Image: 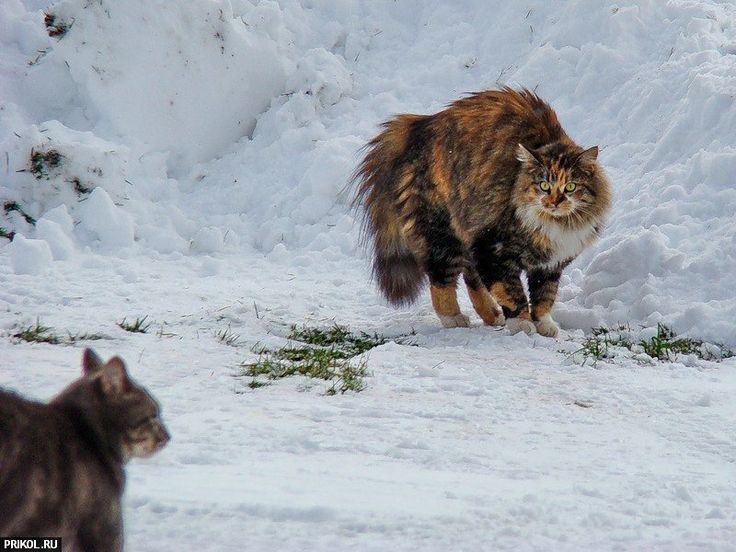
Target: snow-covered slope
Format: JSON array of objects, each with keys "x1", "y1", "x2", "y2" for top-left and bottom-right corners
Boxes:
[
  {"x1": 1, "y1": 1, "x2": 735, "y2": 550},
  {"x1": 3, "y1": 0, "x2": 735, "y2": 343}
]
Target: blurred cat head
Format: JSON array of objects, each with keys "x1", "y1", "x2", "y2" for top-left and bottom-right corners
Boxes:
[{"x1": 54, "y1": 349, "x2": 170, "y2": 462}]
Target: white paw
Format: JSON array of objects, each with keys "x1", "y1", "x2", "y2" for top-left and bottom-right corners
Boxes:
[
  {"x1": 439, "y1": 313, "x2": 470, "y2": 328},
  {"x1": 491, "y1": 311, "x2": 506, "y2": 327},
  {"x1": 534, "y1": 314, "x2": 560, "y2": 338},
  {"x1": 506, "y1": 318, "x2": 536, "y2": 335}
]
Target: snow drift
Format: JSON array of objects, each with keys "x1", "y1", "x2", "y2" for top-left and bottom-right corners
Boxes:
[{"x1": 1, "y1": 1, "x2": 735, "y2": 341}]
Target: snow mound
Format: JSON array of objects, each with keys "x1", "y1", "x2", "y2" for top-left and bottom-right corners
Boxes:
[
  {"x1": 35, "y1": 205, "x2": 76, "y2": 260},
  {"x1": 190, "y1": 226, "x2": 224, "y2": 255},
  {"x1": 7, "y1": 233, "x2": 53, "y2": 274},
  {"x1": 78, "y1": 187, "x2": 134, "y2": 249},
  {"x1": 1, "y1": 0, "x2": 736, "y2": 347},
  {"x1": 48, "y1": 0, "x2": 287, "y2": 170}
]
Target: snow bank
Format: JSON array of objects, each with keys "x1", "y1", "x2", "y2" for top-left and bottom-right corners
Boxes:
[
  {"x1": 1, "y1": 0, "x2": 736, "y2": 345},
  {"x1": 35, "y1": 205, "x2": 76, "y2": 260},
  {"x1": 536, "y1": 0, "x2": 736, "y2": 345},
  {"x1": 7, "y1": 233, "x2": 52, "y2": 274},
  {"x1": 48, "y1": 0, "x2": 286, "y2": 170},
  {"x1": 78, "y1": 187, "x2": 135, "y2": 249}
]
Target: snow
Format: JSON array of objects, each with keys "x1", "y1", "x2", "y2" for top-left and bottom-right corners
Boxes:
[
  {"x1": 48, "y1": 0, "x2": 287, "y2": 170},
  {"x1": 78, "y1": 187, "x2": 135, "y2": 249},
  {"x1": 6, "y1": 232, "x2": 52, "y2": 274},
  {"x1": 1, "y1": 0, "x2": 736, "y2": 550}
]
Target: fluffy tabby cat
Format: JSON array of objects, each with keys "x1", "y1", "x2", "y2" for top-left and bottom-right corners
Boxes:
[
  {"x1": 355, "y1": 87, "x2": 611, "y2": 336},
  {"x1": 0, "y1": 349, "x2": 170, "y2": 551}
]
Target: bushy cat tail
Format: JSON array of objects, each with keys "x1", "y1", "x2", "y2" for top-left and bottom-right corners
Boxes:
[
  {"x1": 371, "y1": 233, "x2": 424, "y2": 306},
  {"x1": 352, "y1": 115, "x2": 426, "y2": 306}
]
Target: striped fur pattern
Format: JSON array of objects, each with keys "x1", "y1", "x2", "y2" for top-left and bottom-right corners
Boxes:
[
  {"x1": 0, "y1": 349, "x2": 170, "y2": 550},
  {"x1": 354, "y1": 88, "x2": 611, "y2": 335}
]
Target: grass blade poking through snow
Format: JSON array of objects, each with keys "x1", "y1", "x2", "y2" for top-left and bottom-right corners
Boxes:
[
  {"x1": 241, "y1": 324, "x2": 391, "y2": 394},
  {"x1": 13, "y1": 319, "x2": 61, "y2": 344},
  {"x1": 639, "y1": 323, "x2": 733, "y2": 361},
  {"x1": 117, "y1": 316, "x2": 152, "y2": 334},
  {"x1": 572, "y1": 323, "x2": 733, "y2": 366}
]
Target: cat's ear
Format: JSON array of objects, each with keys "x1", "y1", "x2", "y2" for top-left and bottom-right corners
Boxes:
[
  {"x1": 99, "y1": 357, "x2": 130, "y2": 396},
  {"x1": 575, "y1": 146, "x2": 599, "y2": 164},
  {"x1": 516, "y1": 144, "x2": 543, "y2": 166},
  {"x1": 82, "y1": 348, "x2": 105, "y2": 375}
]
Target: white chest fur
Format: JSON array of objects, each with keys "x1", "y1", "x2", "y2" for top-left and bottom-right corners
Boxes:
[
  {"x1": 537, "y1": 222, "x2": 597, "y2": 270},
  {"x1": 517, "y1": 205, "x2": 598, "y2": 271}
]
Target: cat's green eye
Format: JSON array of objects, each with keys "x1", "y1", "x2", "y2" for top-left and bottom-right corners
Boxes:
[
  {"x1": 539, "y1": 181, "x2": 551, "y2": 192},
  {"x1": 565, "y1": 182, "x2": 577, "y2": 192}
]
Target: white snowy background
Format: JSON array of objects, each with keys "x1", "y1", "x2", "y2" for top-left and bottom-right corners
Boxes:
[{"x1": 1, "y1": 0, "x2": 735, "y2": 550}]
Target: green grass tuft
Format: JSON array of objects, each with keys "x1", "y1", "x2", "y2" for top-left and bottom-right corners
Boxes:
[
  {"x1": 13, "y1": 319, "x2": 61, "y2": 344},
  {"x1": 574, "y1": 325, "x2": 633, "y2": 366},
  {"x1": 287, "y1": 324, "x2": 353, "y2": 346},
  {"x1": 573, "y1": 322, "x2": 733, "y2": 365},
  {"x1": 327, "y1": 361, "x2": 368, "y2": 395},
  {"x1": 66, "y1": 331, "x2": 108, "y2": 343},
  {"x1": 242, "y1": 323, "x2": 388, "y2": 394},
  {"x1": 70, "y1": 177, "x2": 93, "y2": 196},
  {"x1": 288, "y1": 323, "x2": 388, "y2": 355},
  {"x1": 639, "y1": 323, "x2": 733, "y2": 361},
  {"x1": 578, "y1": 335, "x2": 607, "y2": 365},
  {"x1": 117, "y1": 316, "x2": 152, "y2": 334},
  {"x1": 11, "y1": 319, "x2": 112, "y2": 346},
  {"x1": 242, "y1": 349, "x2": 368, "y2": 394},
  {"x1": 30, "y1": 149, "x2": 62, "y2": 180},
  {"x1": 4, "y1": 201, "x2": 36, "y2": 226}
]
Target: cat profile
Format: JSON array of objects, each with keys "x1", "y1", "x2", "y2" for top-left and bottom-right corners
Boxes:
[
  {"x1": 354, "y1": 87, "x2": 611, "y2": 336},
  {"x1": 0, "y1": 349, "x2": 169, "y2": 551}
]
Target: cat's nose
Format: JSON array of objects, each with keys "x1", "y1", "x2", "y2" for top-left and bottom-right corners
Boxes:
[
  {"x1": 160, "y1": 426, "x2": 171, "y2": 444},
  {"x1": 552, "y1": 194, "x2": 564, "y2": 206}
]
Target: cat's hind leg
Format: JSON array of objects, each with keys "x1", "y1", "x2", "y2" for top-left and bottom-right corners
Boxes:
[
  {"x1": 415, "y1": 205, "x2": 470, "y2": 328},
  {"x1": 430, "y1": 280, "x2": 469, "y2": 328}
]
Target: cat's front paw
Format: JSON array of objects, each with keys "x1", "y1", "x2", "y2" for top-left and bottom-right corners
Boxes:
[
  {"x1": 534, "y1": 314, "x2": 559, "y2": 338},
  {"x1": 439, "y1": 313, "x2": 471, "y2": 328},
  {"x1": 506, "y1": 317, "x2": 536, "y2": 335},
  {"x1": 488, "y1": 310, "x2": 506, "y2": 327}
]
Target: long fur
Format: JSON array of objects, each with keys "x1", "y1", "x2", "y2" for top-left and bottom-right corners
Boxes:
[
  {"x1": 353, "y1": 87, "x2": 611, "y2": 310},
  {"x1": 353, "y1": 115, "x2": 428, "y2": 305}
]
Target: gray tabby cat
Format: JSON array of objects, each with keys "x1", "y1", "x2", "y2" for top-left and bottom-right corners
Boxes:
[{"x1": 0, "y1": 349, "x2": 170, "y2": 551}]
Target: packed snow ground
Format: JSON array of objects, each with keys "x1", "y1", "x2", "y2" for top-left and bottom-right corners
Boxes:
[{"x1": 1, "y1": 0, "x2": 736, "y2": 550}]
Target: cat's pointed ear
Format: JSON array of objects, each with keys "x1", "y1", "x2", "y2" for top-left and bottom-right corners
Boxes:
[
  {"x1": 99, "y1": 357, "x2": 129, "y2": 396},
  {"x1": 82, "y1": 348, "x2": 105, "y2": 375},
  {"x1": 575, "y1": 146, "x2": 599, "y2": 164},
  {"x1": 516, "y1": 143, "x2": 543, "y2": 166}
]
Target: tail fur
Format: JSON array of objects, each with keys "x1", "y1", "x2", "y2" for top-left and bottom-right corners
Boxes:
[{"x1": 353, "y1": 115, "x2": 426, "y2": 306}]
